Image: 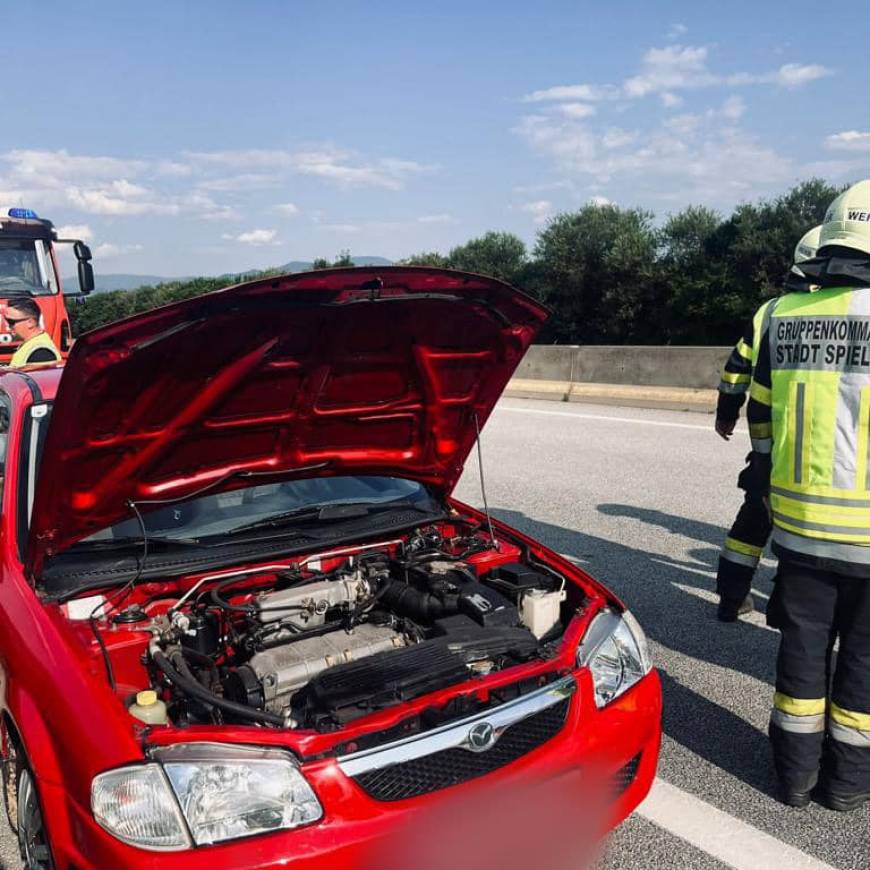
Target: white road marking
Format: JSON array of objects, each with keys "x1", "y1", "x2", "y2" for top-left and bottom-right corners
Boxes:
[
  {"x1": 637, "y1": 778, "x2": 839, "y2": 870},
  {"x1": 497, "y1": 405, "x2": 744, "y2": 433}
]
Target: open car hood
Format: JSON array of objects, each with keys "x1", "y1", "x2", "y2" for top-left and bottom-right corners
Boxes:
[{"x1": 27, "y1": 267, "x2": 547, "y2": 575}]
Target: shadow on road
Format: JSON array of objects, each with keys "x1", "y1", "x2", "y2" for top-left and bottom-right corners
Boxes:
[{"x1": 489, "y1": 505, "x2": 781, "y2": 797}]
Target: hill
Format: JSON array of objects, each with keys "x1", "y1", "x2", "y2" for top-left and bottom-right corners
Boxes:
[{"x1": 66, "y1": 256, "x2": 394, "y2": 294}]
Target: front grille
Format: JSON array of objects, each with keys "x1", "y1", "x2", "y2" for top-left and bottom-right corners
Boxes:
[
  {"x1": 612, "y1": 753, "x2": 641, "y2": 797},
  {"x1": 351, "y1": 697, "x2": 570, "y2": 801}
]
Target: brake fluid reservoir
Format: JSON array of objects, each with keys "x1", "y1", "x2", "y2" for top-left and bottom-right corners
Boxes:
[
  {"x1": 520, "y1": 589, "x2": 566, "y2": 639},
  {"x1": 128, "y1": 690, "x2": 168, "y2": 725}
]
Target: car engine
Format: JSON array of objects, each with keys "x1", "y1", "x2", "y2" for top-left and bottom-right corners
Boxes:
[{"x1": 146, "y1": 527, "x2": 569, "y2": 731}]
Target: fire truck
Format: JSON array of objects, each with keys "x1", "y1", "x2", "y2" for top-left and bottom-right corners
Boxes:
[{"x1": 0, "y1": 208, "x2": 94, "y2": 361}]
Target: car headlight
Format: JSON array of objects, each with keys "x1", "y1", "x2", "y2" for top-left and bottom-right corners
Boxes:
[
  {"x1": 576, "y1": 608, "x2": 652, "y2": 708},
  {"x1": 91, "y1": 743, "x2": 322, "y2": 850}
]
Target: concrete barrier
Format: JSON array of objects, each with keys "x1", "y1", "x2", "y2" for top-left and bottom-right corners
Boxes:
[{"x1": 507, "y1": 345, "x2": 731, "y2": 412}]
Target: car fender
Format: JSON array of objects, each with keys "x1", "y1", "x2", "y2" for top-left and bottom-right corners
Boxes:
[{"x1": 3, "y1": 686, "x2": 64, "y2": 787}]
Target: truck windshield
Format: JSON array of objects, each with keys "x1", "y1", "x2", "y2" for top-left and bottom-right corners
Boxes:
[{"x1": 0, "y1": 239, "x2": 58, "y2": 296}]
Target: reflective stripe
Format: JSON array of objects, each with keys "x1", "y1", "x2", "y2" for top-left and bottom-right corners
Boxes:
[
  {"x1": 749, "y1": 422, "x2": 772, "y2": 439},
  {"x1": 829, "y1": 721, "x2": 870, "y2": 747},
  {"x1": 719, "y1": 381, "x2": 749, "y2": 395},
  {"x1": 721, "y1": 371, "x2": 751, "y2": 385},
  {"x1": 793, "y1": 382, "x2": 806, "y2": 485},
  {"x1": 751, "y1": 437, "x2": 772, "y2": 454},
  {"x1": 721, "y1": 548, "x2": 760, "y2": 568},
  {"x1": 770, "y1": 485, "x2": 870, "y2": 509},
  {"x1": 725, "y1": 537, "x2": 763, "y2": 558},
  {"x1": 772, "y1": 526, "x2": 870, "y2": 563},
  {"x1": 831, "y1": 702, "x2": 870, "y2": 731},
  {"x1": 774, "y1": 692, "x2": 826, "y2": 716},
  {"x1": 749, "y1": 382, "x2": 772, "y2": 405},
  {"x1": 773, "y1": 510, "x2": 870, "y2": 538},
  {"x1": 770, "y1": 709, "x2": 825, "y2": 734},
  {"x1": 831, "y1": 374, "x2": 866, "y2": 490},
  {"x1": 736, "y1": 338, "x2": 752, "y2": 361}
]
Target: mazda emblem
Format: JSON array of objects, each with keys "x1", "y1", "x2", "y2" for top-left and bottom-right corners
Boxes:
[{"x1": 466, "y1": 721, "x2": 497, "y2": 752}]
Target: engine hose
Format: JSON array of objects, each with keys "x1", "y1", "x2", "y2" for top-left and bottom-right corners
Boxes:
[
  {"x1": 152, "y1": 648, "x2": 284, "y2": 727},
  {"x1": 379, "y1": 579, "x2": 458, "y2": 621}
]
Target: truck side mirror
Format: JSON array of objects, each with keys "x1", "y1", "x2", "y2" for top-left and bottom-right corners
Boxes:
[
  {"x1": 77, "y1": 260, "x2": 95, "y2": 296},
  {"x1": 74, "y1": 242, "x2": 94, "y2": 295}
]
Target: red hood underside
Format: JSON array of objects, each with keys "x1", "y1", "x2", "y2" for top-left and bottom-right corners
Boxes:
[{"x1": 27, "y1": 267, "x2": 547, "y2": 574}]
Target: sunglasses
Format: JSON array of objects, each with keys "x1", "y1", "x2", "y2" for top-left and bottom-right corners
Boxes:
[{"x1": 5, "y1": 316, "x2": 31, "y2": 326}]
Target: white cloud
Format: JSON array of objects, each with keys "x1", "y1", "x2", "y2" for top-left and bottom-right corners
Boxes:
[
  {"x1": 94, "y1": 242, "x2": 144, "y2": 259},
  {"x1": 186, "y1": 148, "x2": 433, "y2": 190},
  {"x1": 522, "y1": 46, "x2": 833, "y2": 106},
  {"x1": 826, "y1": 131, "x2": 870, "y2": 152},
  {"x1": 720, "y1": 95, "x2": 746, "y2": 120},
  {"x1": 522, "y1": 84, "x2": 620, "y2": 103},
  {"x1": 557, "y1": 103, "x2": 597, "y2": 119},
  {"x1": 3, "y1": 149, "x2": 147, "y2": 187},
  {"x1": 589, "y1": 195, "x2": 612, "y2": 207},
  {"x1": 317, "y1": 223, "x2": 363, "y2": 233},
  {"x1": 602, "y1": 128, "x2": 638, "y2": 149},
  {"x1": 774, "y1": 63, "x2": 831, "y2": 88},
  {"x1": 197, "y1": 173, "x2": 277, "y2": 192},
  {"x1": 275, "y1": 202, "x2": 300, "y2": 215},
  {"x1": 55, "y1": 224, "x2": 93, "y2": 241},
  {"x1": 223, "y1": 228, "x2": 279, "y2": 246},
  {"x1": 417, "y1": 213, "x2": 456, "y2": 224},
  {"x1": 667, "y1": 23, "x2": 688, "y2": 40},
  {"x1": 623, "y1": 45, "x2": 715, "y2": 98},
  {"x1": 514, "y1": 107, "x2": 794, "y2": 203},
  {"x1": 518, "y1": 200, "x2": 553, "y2": 225}
]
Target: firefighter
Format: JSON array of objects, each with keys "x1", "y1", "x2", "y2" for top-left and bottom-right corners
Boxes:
[
  {"x1": 746, "y1": 180, "x2": 870, "y2": 810},
  {"x1": 714, "y1": 225, "x2": 822, "y2": 622},
  {"x1": 4, "y1": 297, "x2": 61, "y2": 366}
]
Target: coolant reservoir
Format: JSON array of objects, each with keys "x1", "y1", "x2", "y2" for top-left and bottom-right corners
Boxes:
[
  {"x1": 521, "y1": 589, "x2": 566, "y2": 639},
  {"x1": 128, "y1": 690, "x2": 168, "y2": 725}
]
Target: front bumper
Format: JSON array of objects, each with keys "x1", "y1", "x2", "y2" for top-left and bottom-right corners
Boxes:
[{"x1": 43, "y1": 669, "x2": 661, "y2": 869}]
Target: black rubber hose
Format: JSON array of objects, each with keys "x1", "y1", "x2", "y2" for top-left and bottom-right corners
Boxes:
[
  {"x1": 152, "y1": 649, "x2": 284, "y2": 727},
  {"x1": 379, "y1": 580, "x2": 457, "y2": 621}
]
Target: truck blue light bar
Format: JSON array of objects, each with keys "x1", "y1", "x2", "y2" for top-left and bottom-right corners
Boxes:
[{"x1": 8, "y1": 208, "x2": 39, "y2": 220}]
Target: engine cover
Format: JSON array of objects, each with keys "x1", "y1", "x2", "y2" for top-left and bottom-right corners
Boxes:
[{"x1": 229, "y1": 623, "x2": 407, "y2": 713}]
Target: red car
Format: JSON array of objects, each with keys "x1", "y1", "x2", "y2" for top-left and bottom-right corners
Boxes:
[{"x1": 0, "y1": 268, "x2": 661, "y2": 868}]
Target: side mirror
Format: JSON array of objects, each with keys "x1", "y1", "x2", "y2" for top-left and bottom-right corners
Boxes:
[
  {"x1": 77, "y1": 260, "x2": 95, "y2": 296},
  {"x1": 73, "y1": 241, "x2": 92, "y2": 262}
]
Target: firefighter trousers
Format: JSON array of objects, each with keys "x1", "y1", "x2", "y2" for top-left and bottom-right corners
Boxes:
[
  {"x1": 716, "y1": 490, "x2": 772, "y2": 605},
  {"x1": 768, "y1": 559, "x2": 870, "y2": 794}
]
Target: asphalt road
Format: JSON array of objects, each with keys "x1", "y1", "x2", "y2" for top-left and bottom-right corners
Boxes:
[
  {"x1": 1, "y1": 396, "x2": 865, "y2": 868},
  {"x1": 452, "y1": 398, "x2": 868, "y2": 870}
]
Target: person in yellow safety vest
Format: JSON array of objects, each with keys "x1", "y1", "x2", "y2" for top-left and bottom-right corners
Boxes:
[
  {"x1": 714, "y1": 225, "x2": 822, "y2": 622},
  {"x1": 745, "y1": 179, "x2": 870, "y2": 811},
  {"x1": 4, "y1": 297, "x2": 61, "y2": 367}
]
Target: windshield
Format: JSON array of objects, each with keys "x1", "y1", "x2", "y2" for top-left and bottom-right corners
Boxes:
[
  {"x1": 78, "y1": 476, "x2": 439, "y2": 544},
  {"x1": 0, "y1": 239, "x2": 58, "y2": 296}
]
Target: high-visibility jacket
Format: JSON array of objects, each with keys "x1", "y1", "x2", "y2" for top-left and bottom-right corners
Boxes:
[
  {"x1": 748, "y1": 285, "x2": 870, "y2": 569},
  {"x1": 716, "y1": 271, "x2": 815, "y2": 423},
  {"x1": 9, "y1": 331, "x2": 61, "y2": 367}
]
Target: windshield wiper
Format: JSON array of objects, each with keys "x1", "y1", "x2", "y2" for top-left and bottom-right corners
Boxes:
[{"x1": 226, "y1": 499, "x2": 440, "y2": 536}]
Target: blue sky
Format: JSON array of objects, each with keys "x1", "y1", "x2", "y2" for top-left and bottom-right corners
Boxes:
[{"x1": 3, "y1": 0, "x2": 869, "y2": 277}]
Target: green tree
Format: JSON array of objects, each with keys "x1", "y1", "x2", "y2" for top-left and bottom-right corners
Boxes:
[
  {"x1": 333, "y1": 249, "x2": 354, "y2": 267},
  {"x1": 448, "y1": 232, "x2": 527, "y2": 285},
  {"x1": 311, "y1": 257, "x2": 331, "y2": 270},
  {"x1": 532, "y1": 204, "x2": 658, "y2": 343},
  {"x1": 400, "y1": 251, "x2": 452, "y2": 268}
]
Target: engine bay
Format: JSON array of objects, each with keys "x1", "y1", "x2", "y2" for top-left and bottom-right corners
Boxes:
[{"x1": 69, "y1": 521, "x2": 580, "y2": 733}]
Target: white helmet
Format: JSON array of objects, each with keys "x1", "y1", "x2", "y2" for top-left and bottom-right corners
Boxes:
[
  {"x1": 819, "y1": 180, "x2": 870, "y2": 256},
  {"x1": 794, "y1": 225, "x2": 822, "y2": 265}
]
